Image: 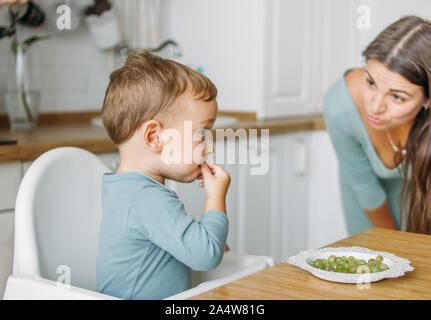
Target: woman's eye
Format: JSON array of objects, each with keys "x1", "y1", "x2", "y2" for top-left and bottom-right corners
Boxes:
[
  {"x1": 366, "y1": 78, "x2": 376, "y2": 88},
  {"x1": 392, "y1": 94, "x2": 405, "y2": 103}
]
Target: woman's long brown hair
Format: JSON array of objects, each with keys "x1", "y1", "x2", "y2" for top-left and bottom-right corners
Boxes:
[{"x1": 362, "y1": 16, "x2": 431, "y2": 234}]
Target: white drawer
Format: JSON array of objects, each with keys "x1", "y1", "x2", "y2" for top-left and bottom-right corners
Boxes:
[{"x1": 0, "y1": 161, "x2": 22, "y2": 211}]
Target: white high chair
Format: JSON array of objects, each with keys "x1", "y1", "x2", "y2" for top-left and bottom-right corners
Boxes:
[{"x1": 3, "y1": 147, "x2": 274, "y2": 300}]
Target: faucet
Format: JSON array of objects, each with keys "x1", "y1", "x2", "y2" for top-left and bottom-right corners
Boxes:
[
  {"x1": 148, "y1": 39, "x2": 183, "y2": 58},
  {"x1": 115, "y1": 39, "x2": 183, "y2": 64}
]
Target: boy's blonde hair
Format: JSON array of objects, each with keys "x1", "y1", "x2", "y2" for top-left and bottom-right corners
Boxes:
[{"x1": 101, "y1": 50, "x2": 218, "y2": 145}]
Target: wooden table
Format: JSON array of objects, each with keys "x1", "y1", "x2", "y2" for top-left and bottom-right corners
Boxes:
[{"x1": 191, "y1": 228, "x2": 431, "y2": 299}]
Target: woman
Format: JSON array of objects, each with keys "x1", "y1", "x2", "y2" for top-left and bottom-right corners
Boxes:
[{"x1": 323, "y1": 16, "x2": 431, "y2": 235}]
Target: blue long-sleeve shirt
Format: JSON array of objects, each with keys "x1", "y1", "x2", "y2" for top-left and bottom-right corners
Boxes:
[{"x1": 96, "y1": 172, "x2": 228, "y2": 300}]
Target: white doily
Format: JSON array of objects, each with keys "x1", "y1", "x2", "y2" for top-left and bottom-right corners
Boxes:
[{"x1": 286, "y1": 246, "x2": 414, "y2": 284}]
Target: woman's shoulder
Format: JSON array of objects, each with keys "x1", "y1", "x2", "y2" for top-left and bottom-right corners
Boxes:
[{"x1": 323, "y1": 68, "x2": 364, "y2": 128}]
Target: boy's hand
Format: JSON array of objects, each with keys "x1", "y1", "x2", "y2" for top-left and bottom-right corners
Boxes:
[{"x1": 198, "y1": 163, "x2": 230, "y2": 199}]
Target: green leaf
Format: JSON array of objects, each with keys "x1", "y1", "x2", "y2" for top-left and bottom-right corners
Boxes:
[
  {"x1": 0, "y1": 26, "x2": 7, "y2": 39},
  {"x1": 23, "y1": 35, "x2": 50, "y2": 48},
  {"x1": 0, "y1": 26, "x2": 15, "y2": 39}
]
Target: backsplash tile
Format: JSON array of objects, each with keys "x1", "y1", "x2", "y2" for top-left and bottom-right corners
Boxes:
[{"x1": 0, "y1": 2, "x2": 115, "y2": 115}]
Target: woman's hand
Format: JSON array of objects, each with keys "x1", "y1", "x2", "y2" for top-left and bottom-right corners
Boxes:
[{"x1": 0, "y1": 0, "x2": 28, "y2": 7}]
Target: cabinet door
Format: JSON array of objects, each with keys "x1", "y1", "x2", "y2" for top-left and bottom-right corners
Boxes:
[
  {"x1": 263, "y1": 0, "x2": 314, "y2": 117},
  {"x1": 0, "y1": 161, "x2": 22, "y2": 211},
  {"x1": 233, "y1": 134, "x2": 284, "y2": 259},
  {"x1": 263, "y1": 0, "x2": 362, "y2": 117},
  {"x1": 233, "y1": 132, "x2": 311, "y2": 263},
  {"x1": 279, "y1": 132, "x2": 310, "y2": 261},
  {"x1": 307, "y1": 131, "x2": 348, "y2": 248}
]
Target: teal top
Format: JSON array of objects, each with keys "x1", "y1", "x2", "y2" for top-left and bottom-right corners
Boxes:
[
  {"x1": 96, "y1": 172, "x2": 229, "y2": 300},
  {"x1": 323, "y1": 70, "x2": 403, "y2": 235}
]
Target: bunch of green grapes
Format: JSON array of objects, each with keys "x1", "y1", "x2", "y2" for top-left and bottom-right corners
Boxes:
[{"x1": 307, "y1": 255, "x2": 389, "y2": 273}]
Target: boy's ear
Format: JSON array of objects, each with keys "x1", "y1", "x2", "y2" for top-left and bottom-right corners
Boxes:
[{"x1": 139, "y1": 119, "x2": 163, "y2": 153}]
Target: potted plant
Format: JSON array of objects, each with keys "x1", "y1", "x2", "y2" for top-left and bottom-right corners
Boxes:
[
  {"x1": 84, "y1": 0, "x2": 121, "y2": 50},
  {"x1": 0, "y1": 1, "x2": 49, "y2": 130}
]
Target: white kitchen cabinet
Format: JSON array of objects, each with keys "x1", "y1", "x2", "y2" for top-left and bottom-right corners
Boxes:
[
  {"x1": 0, "y1": 161, "x2": 22, "y2": 211},
  {"x1": 307, "y1": 131, "x2": 348, "y2": 248},
  {"x1": 262, "y1": 0, "x2": 363, "y2": 118},
  {"x1": 164, "y1": 0, "x2": 362, "y2": 118}
]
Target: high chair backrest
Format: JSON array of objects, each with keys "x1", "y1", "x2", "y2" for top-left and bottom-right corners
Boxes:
[{"x1": 13, "y1": 147, "x2": 111, "y2": 291}]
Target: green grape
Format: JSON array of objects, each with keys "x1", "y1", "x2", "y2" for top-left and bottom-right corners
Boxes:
[
  {"x1": 356, "y1": 265, "x2": 371, "y2": 274},
  {"x1": 328, "y1": 255, "x2": 336, "y2": 263},
  {"x1": 348, "y1": 265, "x2": 357, "y2": 273},
  {"x1": 336, "y1": 264, "x2": 344, "y2": 272},
  {"x1": 310, "y1": 255, "x2": 389, "y2": 273},
  {"x1": 370, "y1": 265, "x2": 380, "y2": 273},
  {"x1": 348, "y1": 260, "x2": 356, "y2": 267}
]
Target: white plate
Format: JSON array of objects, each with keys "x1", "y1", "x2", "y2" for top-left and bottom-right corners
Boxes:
[{"x1": 287, "y1": 246, "x2": 414, "y2": 284}]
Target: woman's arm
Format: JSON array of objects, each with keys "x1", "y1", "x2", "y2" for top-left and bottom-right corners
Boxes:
[{"x1": 364, "y1": 200, "x2": 398, "y2": 230}]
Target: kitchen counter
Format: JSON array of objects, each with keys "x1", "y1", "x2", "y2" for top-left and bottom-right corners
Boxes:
[{"x1": 0, "y1": 111, "x2": 325, "y2": 163}]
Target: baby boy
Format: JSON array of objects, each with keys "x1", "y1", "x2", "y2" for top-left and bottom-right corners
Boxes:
[{"x1": 96, "y1": 50, "x2": 230, "y2": 299}]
